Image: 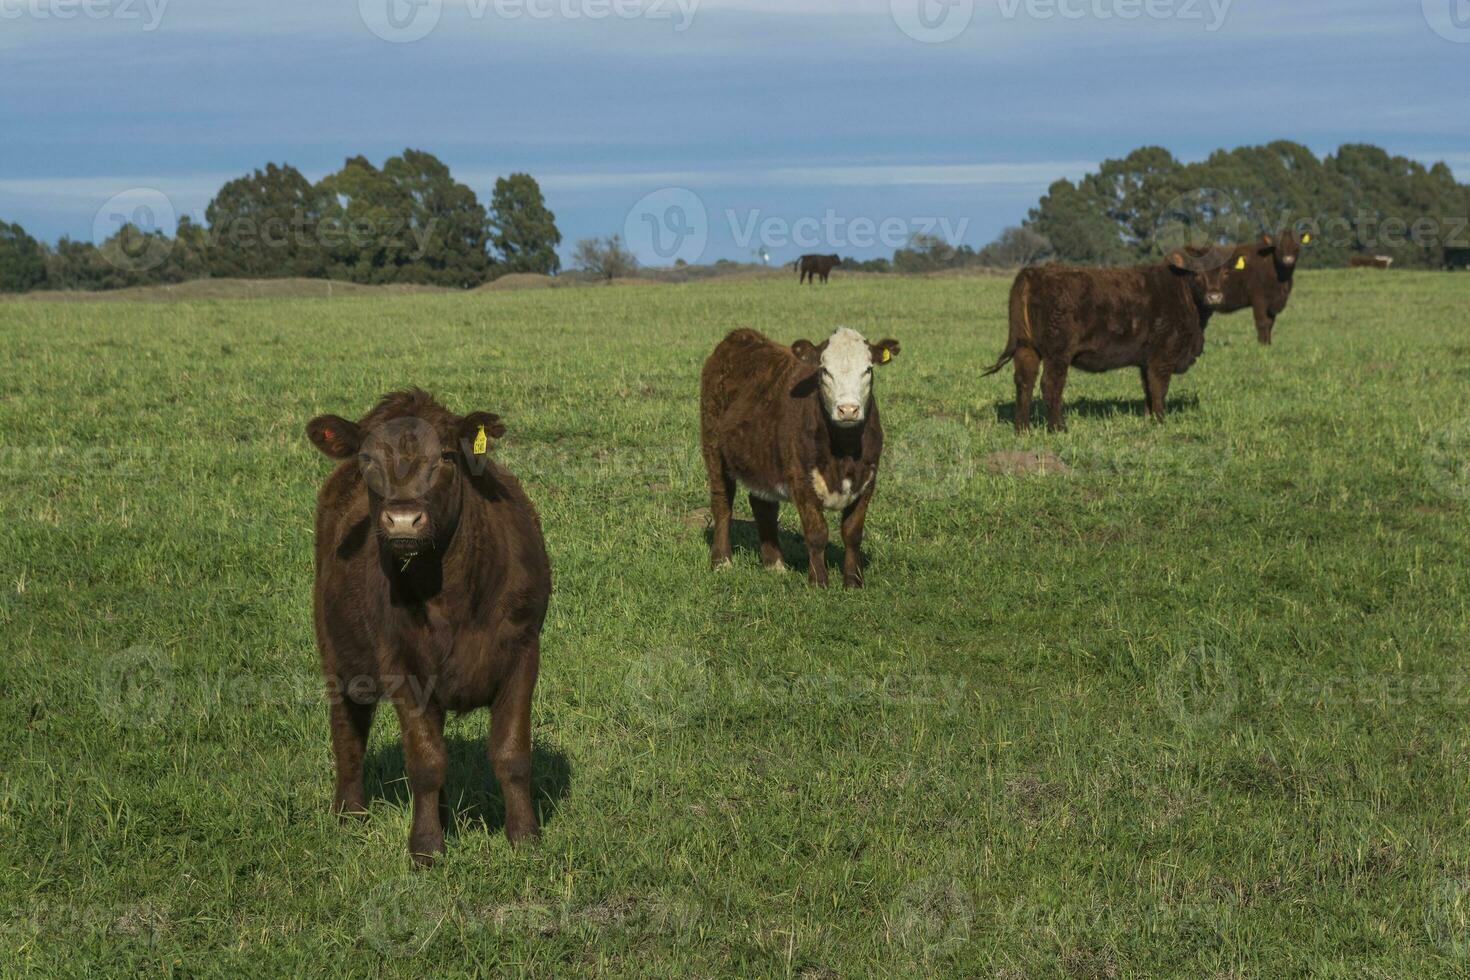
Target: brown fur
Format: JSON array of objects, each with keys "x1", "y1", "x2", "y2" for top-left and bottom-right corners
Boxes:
[
  {"x1": 699, "y1": 329, "x2": 898, "y2": 587},
  {"x1": 983, "y1": 254, "x2": 1226, "y2": 432},
  {"x1": 1215, "y1": 230, "x2": 1303, "y2": 345},
  {"x1": 306, "y1": 389, "x2": 551, "y2": 865},
  {"x1": 796, "y1": 254, "x2": 841, "y2": 284},
  {"x1": 1349, "y1": 255, "x2": 1394, "y2": 270}
]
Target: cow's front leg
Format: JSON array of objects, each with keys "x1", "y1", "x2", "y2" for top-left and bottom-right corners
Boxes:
[
  {"x1": 839, "y1": 486, "x2": 874, "y2": 589},
  {"x1": 1253, "y1": 297, "x2": 1275, "y2": 345},
  {"x1": 328, "y1": 687, "x2": 375, "y2": 819},
  {"x1": 394, "y1": 693, "x2": 447, "y2": 866},
  {"x1": 489, "y1": 640, "x2": 541, "y2": 847},
  {"x1": 1143, "y1": 362, "x2": 1173, "y2": 422},
  {"x1": 792, "y1": 487, "x2": 830, "y2": 587}
]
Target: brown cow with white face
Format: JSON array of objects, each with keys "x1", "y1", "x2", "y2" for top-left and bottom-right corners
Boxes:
[
  {"x1": 700, "y1": 326, "x2": 900, "y2": 588},
  {"x1": 306, "y1": 389, "x2": 551, "y2": 865}
]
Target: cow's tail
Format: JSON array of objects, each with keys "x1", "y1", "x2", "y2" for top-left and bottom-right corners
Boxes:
[{"x1": 982, "y1": 272, "x2": 1033, "y2": 376}]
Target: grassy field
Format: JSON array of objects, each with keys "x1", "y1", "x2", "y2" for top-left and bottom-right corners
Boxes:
[{"x1": 2, "y1": 269, "x2": 1469, "y2": 977}]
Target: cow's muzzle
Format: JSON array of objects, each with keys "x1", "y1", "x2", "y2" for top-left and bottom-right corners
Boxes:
[
  {"x1": 1205, "y1": 291, "x2": 1225, "y2": 307},
  {"x1": 832, "y1": 403, "x2": 863, "y2": 425},
  {"x1": 380, "y1": 508, "x2": 429, "y2": 554}
]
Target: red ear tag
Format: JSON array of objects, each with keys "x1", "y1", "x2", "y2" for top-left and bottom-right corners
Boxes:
[{"x1": 323, "y1": 428, "x2": 336, "y2": 442}]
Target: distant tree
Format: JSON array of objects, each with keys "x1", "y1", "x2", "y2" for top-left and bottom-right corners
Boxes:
[
  {"x1": 206, "y1": 163, "x2": 332, "y2": 279},
  {"x1": 316, "y1": 155, "x2": 405, "y2": 283},
  {"x1": 892, "y1": 233, "x2": 957, "y2": 273},
  {"x1": 573, "y1": 235, "x2": 638, "y2": 280},
  {"x1": 383, "y1": 149, "x2": 493, "y2": 287},
  {"x1": 43, "y1": 237, "x2": 112, "y2": 290},
  {"x1": 488, "y1": 173, "x2": 562, "y2": 276},
  {"x1": 169, "y1": 215, "x2": 211, "y2": 281},
  {"x1": 976, "y1": 226, "x2": 1052, "y2": 267},
  {"x1": 0, "y1": 220, "x2": 47, "y2": 292}
]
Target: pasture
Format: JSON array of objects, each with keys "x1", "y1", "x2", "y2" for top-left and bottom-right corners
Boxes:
[{"x1": 2, "y1": 270, "x2": 1469, "y2": 977}]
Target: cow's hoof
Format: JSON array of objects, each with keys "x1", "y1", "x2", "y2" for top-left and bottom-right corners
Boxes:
[
  {"x1": 408, "y1": 833, "x2": 445, "y2": 868},
  {"x1": 712, "y1": 558, "x2": 733, "y2": 571},
  {"x1": 763, "y1": 560, "x2": 788, "y2": 573},
  {"x1": 506, "y1": 825, "x2": 542, "y2": 848}
]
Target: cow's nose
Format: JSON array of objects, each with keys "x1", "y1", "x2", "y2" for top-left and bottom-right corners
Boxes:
[
  {"x1": 1206, "y1": 292, "x2": 1225, "y2": 306},
  {"x1": 834, "y1": 403, "x2": 862, "y2": 422},
  {"x1": 380, "y1": 508, "x2": 426, "y2": 537},
  {"x1": 1282, "y1": 256, "x2": 1296, "y2": 266}
]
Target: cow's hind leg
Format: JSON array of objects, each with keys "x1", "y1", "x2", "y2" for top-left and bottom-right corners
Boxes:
[
  {"x1": 1041, "y1": 357, "x2": 1070, "y2": 433},
  {"x1": 328, "y1": 691, "x2": 375, "y2": 819},
  {"x1": 490, "y1": 639, "x2": 541, "y2": 846},
  {"x1": 750, "y1": 494, "x2": 785, "y2": 571},
  {"x1": 1013, "y1": 347, "x2": 1040, "y2": 433},
  {"x1": 703, "y1": 448, "x2": 736, "y2": 569}
]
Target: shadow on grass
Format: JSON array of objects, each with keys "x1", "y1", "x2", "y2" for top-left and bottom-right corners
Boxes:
[
  {"x1": 994, "y1": 394, "x2": 1200, "y2": 427},
  {"x1": 365, "y1": 736, "x2": 572, "y2": 839},
  {"x1": 704, "y1": 518, "x2": 844, "y2": 571}
]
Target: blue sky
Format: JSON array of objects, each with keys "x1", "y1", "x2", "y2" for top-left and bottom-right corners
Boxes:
[{"x1": 2, "y1": 0, "x2": 1467, "y2": 264}]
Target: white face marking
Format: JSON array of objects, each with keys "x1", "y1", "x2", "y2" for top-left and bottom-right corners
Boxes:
[{"x1": 817, "y1": 327, "x2": 874, "y2": 427}]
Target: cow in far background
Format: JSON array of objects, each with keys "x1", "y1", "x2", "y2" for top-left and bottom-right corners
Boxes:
[
  {"x1": 1443, "y1": 246, "x2": 1470, "y2": 271},
  {"x1": 1349, "y1": 255, "x2": 1395, "y2": 270},
  {"x1": 797, "y1": 254, "x2": 841, "y2": 284},
  {"x1": 1212, "y1": 230, "x2": 1305, "y2": 346}
]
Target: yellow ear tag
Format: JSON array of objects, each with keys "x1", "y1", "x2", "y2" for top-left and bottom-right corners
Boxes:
[
  {"x1": 1235, "y1": 256, "x2": 1246, "y2": 270},
  {"x1": 880, "y1": 348, "x2": 891, "y2": 363},
  {"x1": 1301, "y1": 232, "x2": 1311, "y2": 244},
  {"x1": 472, "y1": 425, "x2": 488, "y2": 456}
]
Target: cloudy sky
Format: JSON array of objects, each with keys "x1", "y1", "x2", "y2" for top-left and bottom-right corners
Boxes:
[{"x1": 2, "y1": 0, "x2": 1467, "y2": 263}]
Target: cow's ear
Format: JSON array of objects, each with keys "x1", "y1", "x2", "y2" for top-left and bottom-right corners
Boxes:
[
  {"x1": 1166, "y1": 251, "x2": 1190, "y2": 272},
  {"x1": 456, "y1": 411, "x2": 506, "y2": 459},
  {"x1": 869, "y1": 339, "x2": 901, "y2": 366},
  {"x1": 1257, "y1": 233, "x2": 1277, "y2": 255},
  {"x1": 791, "y1": 340, "x2": 822, "y2": 365},
  {"x1": 307, "y1": 415, "x2": 363, "y2": 459}
]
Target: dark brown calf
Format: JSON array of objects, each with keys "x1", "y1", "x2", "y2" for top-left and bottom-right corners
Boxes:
[
  {"x1": 797, "y1": 254, "x2": 841, "y2": 284},
  {"x1": 983, "y1": 252, "x2": 1227, "y2": 432},
  {"x1": 1214, "y1": 230, "x2": 1305, "y2": 345},
  {"x1": 700, "y1": 327, "x2": 900, "y2": 588},
  {"x1": 306, "y1": 389, "x2": 551, "y2": 865}
]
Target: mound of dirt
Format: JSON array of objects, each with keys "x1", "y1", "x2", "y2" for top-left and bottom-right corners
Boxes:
[
  {"x1": 479, "y1": 273, "x2": 558, "y2": 291},
  {"x1": 983, "y1": 450, "x2": 1071, "y2": 476}
]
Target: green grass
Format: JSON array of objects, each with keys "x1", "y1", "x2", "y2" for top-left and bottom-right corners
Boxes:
[{"x1": 2, "y1": 270, "x2": 1469, "y2": 977}]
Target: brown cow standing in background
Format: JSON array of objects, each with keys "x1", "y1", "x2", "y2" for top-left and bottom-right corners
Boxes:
[
  {"x1": 797, "y1": 254, "x2": 841, "y2": 284},
  {"x1": 306, "y1": 389, "x2": 551, "y2": 865},
  {"x1": 983, "y1": 252, "x2": 1228, "y2": 432},
  {"x1": 700, "y1": 326, "x2": 901, "y2": 588},
  {"x1": 1213, "y1": 230, "x2": 1305, "y2": 345}
]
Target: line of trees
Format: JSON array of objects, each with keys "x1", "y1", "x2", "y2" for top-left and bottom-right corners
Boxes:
[
  {"x1": 0, "y1": 150, "x2": 563, "y2": 293},
  {"x1": 1026, "y1": 142, "x2": 1470, "y2": 269}
]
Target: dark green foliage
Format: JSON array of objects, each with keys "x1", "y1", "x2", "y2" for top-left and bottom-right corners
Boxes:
[
  {"x1": 1029, "y1": 142, "x2": 1470, "y2": 269},
  {"x1": 488, "y1": 173, "x2": 562, "y2": 276},
  {"x1": 205, "y1": 162, "x2": 332, "y2": 279},
  {"x1": 0, "y1": 220, "x2": 47, "y2": 292}
]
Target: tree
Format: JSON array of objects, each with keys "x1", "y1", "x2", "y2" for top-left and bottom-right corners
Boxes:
[
  {"x1": 317, "y1": 155, "x2": 411, "y2": 283},
  {"x1": 383, "y1": 149, "x2": 493, "y2": 287},
  {"x1": 0, "y1": 220, "x2": 47, "y2": 292},
  {"x1": 976, "y1": 226, "x2": 1052, "y2": 267},
  {"x1": 206, "y1": 163, "x2": 332, "y2": 278},
  {"x1": 43, "y1": 238, "x2": 112, "y2": 290},
  {"x1": 892, "y1": 233, "x2": 956, "y2": 273},
  {"x1": 488, "y1": 173, "x2": 562, "y2": 276},
  {"x1": 573, "y1": 235, "x2": 637, "y2": 280}
]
